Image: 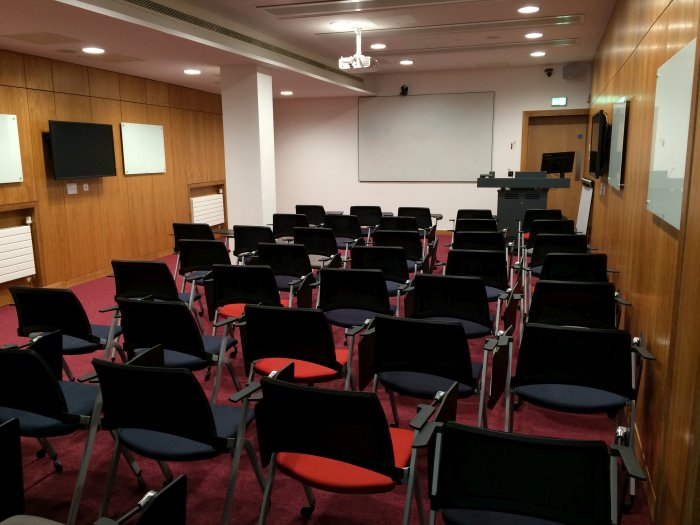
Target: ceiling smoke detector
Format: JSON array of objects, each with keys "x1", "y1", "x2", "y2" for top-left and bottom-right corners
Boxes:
[{"x1": 338, "y1": 27, "x2": 372, "y2": 70}]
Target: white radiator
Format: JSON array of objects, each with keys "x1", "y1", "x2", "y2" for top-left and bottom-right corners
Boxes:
[
  {"x1": 190, "y1": 194, "x2": 225, "y2": 226},
  {"x1": 0, "y1": 225, "x2": 36, "y2": 284}
]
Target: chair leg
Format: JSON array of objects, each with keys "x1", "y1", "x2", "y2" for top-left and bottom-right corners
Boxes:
[
  {"x1": 388, "y1": 389, "x2": 400, "y2": 427},
  {"x1": 158, "y1": 460, "x2": 173, "y2": 482},
  {"x1": 402, "y1": 448, "x2": 420, "y2": 525},
  {"x1": 258, "y1": 454, "x2": 277, "y2": 525},
  {"x1": 344, "y1": 330, "x2": 356, "y2": 391},
  {"x1": 220, "y1": 436, "x2": 248, "y2": 525},
  {"x1": 244, "y1": 439, "x2": 267, "y2": 491},
  {"x1": 62, "y1": 358, "x2": 75, "y2": 381},
  {"x1": 65, "y1": 400, "x2": 101, "y2": 525},
  {"x1": 99, "y1": 441, "x2": 123, "y2": 518},
  {"x1": 301, "y1": 484, "x2": 316, "y2": 518}
]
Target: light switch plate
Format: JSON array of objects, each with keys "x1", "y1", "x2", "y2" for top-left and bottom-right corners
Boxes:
[{"x1": 66, "y1": 183, "x2": 78, "y2": 195}]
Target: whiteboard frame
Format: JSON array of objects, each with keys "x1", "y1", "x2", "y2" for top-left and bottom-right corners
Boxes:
[
  {"x1": 120, "y1": 122, "x2": 166, "y2": 175},
  {"x1": 0, "y1": 114, "x2": 24, "y2": 184}
]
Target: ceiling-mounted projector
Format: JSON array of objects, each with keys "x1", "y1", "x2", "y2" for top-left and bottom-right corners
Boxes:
[{"x1": 338, "y1": 27, "x2": 372, "y2": 70}]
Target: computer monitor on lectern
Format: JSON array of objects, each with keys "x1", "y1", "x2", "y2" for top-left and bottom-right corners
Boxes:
[{"x1": 541, "y1": 151, "x2": 575, "y2": 178}]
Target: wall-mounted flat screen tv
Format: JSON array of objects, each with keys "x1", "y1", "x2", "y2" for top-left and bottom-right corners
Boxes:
[
  {"x1": 47, "y1": 120, "x2": 117, "y2": 179},
  {"x1": 589, "y1": 110, "x2": 610, "y2": 178}
]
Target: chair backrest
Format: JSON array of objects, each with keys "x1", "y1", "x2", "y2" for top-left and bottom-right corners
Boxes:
[
  {"x1": 178, "y1": 239, "x2": 231, "y2": 276},
  {"x1": 93, "y1": 358, "x2": 223, "y2": 447},
  {"x1": 530, "y1": 233, "x2": 588, "y2": 268},
  {"x1": 133, "y1": 474, "x2": 188, "y2": 525},
  {"x1": 369, "y1": 315, "x2": 477, "y2": 388},
  {"x1": 256, "y1": 242, "x2": 314, "y2": 278},
  {"x1": 272, "y1": 214, "x2": 309, "y2": 239},
  {"x1": 514, "y1": 323, "x2": 634, "y2": 400},
  {"x1": 323, "y1": 214, "x2": 363, "y2": 239},
  {"x1": 429, "y1": 422, "x2": 611, "y2": 525},
  {"x1": 231, "y1": 225, "x2": 275, "y2": 257},
  {"x1": 454, "y1": 218, "x2": 499, "y2": 233},
  {"x1": 405, "y1": 274, "x2": 491, "y2": 327},
  {"x1": 293, "y1": 227, "x2": 339, "y2": 257},
  {"x1": 350, "y1": 245, "x2": 410, "y2": 284},
  {"x1": 521, "y1": 208, "x2": 563, "y2": 232},
  {"x1": 455, "y1": 209, "x2": 493, "y2": 220},
  {"x1": 10, "y1": 286, "x2": 95, "y2": 341},
  {"x1": 116, "y1": 297, "x2": 207, "y2": 359},
  {"x1": 0, "y1": 419, "x2": 24, "y2": 520},
  {"x1": 241, "y1": 304, "x2": 341, "y2": 374},
  {"x1": 172, "y1": 223, "x2": 214, "y2": 253},
  {"x1": 445, "y1": 249, "x2": 508, "y2": 291},
  {"x1": 526, "y1": 219, "x2": 576, "y2": 248},
  {"x1": 372, "y1": 229, "x2": 424, "y2": 261},
  {"x1": 318, "y1": 268, "x2": 392, "y2": 315},
  {"x1": 255, "y1": 377, "x2": 401, "y2": 481},
  {"x1": 295, "y1": 204, "x2": 326, "y2": 226},
  {"x1": 112, "y1": 260, "x2": 181, "y2": 301},
  {"x1": 539, "y1": 253, "x2": 609, "y2": 282},
  {"x1": 349, "y1": 206, "x2": 383, "y2": 227},
  {"x1": 397, "y1": 207, "x2": 433, "y2": 229},
  {"x1": 527, "y1": 280, "x2": 617, "y2": 328},
  {"x1": 451, "y1": 231, "x2": 506, "y2": 252},
  {"x1": 26, "y1": 329, "x2": 64, "y2": 380},
  {"x1": 205, "y1": 264, "x2": 282, "y2": 320},
  {"x1": 379, "y1": 215, "x2": 419, "y2": 231}
]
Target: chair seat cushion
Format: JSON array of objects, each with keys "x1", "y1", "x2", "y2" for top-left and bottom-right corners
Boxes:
[
  {"x1": 530, "y1": 265, "x2": 543, "y2": 276},
  {"x1": 61, "y1": 381, "x2": 100, "y2": 417},
  {"x1": 443, "y1": 508, "x2": 563, "y2": 525},
  {"x1": 61, "y1": 334, "x2": 101, "y2": 355},
  {"x1": 202, "y1": 335, "x2": 236, "y2": 356},
  {"x1": 253, "y1": 349, "x2": 349, "y2": 382},
  {"x1": 0, "y1": 515, "x2": 65, "y2": 525},
  {"x1": 514, "y1": 384, "x2": 627, "y2": 412},
  {"x1": 218, "y1": 303, "x2": 246, "y2": 319},
  {"x1": 325, "y1": 309, "x2": 391, "y2": 328},
  {"x1": 274, "y1": 275, "x2": 304, "y2": 292},
  {"x1": 91, "y1": 324, "x2": 123, "y2": 341},
  {"x1": 135, "y1": 348, "x2": 210, "y2": 370},
  {"x1": 275, "y1": 426, "x2": 413, "y2": 493},
  {"x1": 379, "y1": 369, "x2": 480, "y2": 398},
  {"x1": 485, "y1": 285, "x2": 506, "y2": 302},
  {"x1": 420, "y1": 316, "x2": 491, "y2": 338}
]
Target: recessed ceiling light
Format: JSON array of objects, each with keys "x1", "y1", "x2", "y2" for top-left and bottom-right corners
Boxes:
[
  {"x1": 280, "y1": 90, "x2": 294, "y2": 96},
  {"x1": 525, "y1": 32, "x2": 543, "y2": 39},
  {"x1": 184, "y1": 69, "x2": 201, "y2": 75},
  {"x1": 518, "y1": 5, "x2": 540, "y2": 14},
  {"x1": 370, "y1": 43, "x2": 386, "y2": 50},
  {"x1": 82, "y1": 47, "x2": 104, "y2": 54},
  {"x1": 530, "y1": 51, "x2": 546, "y2": 57},
  {"x1": 400, "y1": 59, "x2": 414, "y2": 66}
]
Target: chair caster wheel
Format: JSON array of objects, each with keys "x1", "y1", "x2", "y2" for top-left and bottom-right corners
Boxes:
[
  {"x1": 54, "y1": 460, "x2": 63, "y2": 473},
  {"x1": 36, "y1": 448, "x2": 46, "y2": 459},
  {"x1": 300, "y1": 505, "x2": 315, "y2": 519}
]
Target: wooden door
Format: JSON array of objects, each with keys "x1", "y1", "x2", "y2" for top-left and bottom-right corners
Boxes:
[{"x1": 521, "y1": 110, "x2": 589, "y2": 221}]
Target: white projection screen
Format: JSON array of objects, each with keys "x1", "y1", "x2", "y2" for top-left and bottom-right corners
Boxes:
[{"x1": 358, "y1": 92, "x2": 494, "y2": 182}]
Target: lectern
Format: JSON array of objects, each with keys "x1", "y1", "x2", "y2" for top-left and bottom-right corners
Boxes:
[{"x1": 476, "y1": 173, "x2": 570, "y2": 239}]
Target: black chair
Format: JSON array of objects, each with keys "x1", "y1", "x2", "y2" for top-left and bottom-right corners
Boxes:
[
  {"x1": 172, "y1": 222, "x2": 215, "y2": 278},
  {"x1": 0, "y1": 419, "x2": 24, "y2": 521},
  {"x1": 379, "y1": 215, "x2": 419, "y2": 232},
  {"x1": 252, "y1": 373, "x2": 431, "y2": 525},
  {"x1": 293, "y1": 227, "x2": 342, "y2": 270},
  {"x1": 522, "y1": 218, "x2": 576, "y2": 262},
  {"x1": 520, "y1": 208, "x2": 563, "y2": 234},
  {"x1": 116, "y1": 297, "x2": 238, "y2": 402},
  {"x1": 204, "y1": 264, "x2": 282, "y2": 336},
  {"x1": 404, "y1": 274, "x2": 494, "y2": 338},
  {"x1": 231, "y1": 225, "x2": 275, "y2": 264},
  {"x1": 0, "y1": 331, "x2": 101, "y2": 525},
  {"x1": 539, "y1": 252, "x2": 609, "y2": 282},
  {"x1": 454, "y1": 208, "x2": 493, "y2": 220},
  {"x1": 323, "y1": 214, "x2": 365, "y2": 266},
  {"x1": 426, "y1": 422, "x2": 646, "y2": 525},
  {"x1": 240, "y1": 304, "x2": 348, "y2": 387},
  {"x1": 10, "y1": 286, "x2": 124, "y2": 379},
  {"x1": 349, "y1": 205, "x2": 383, "y2": 240},
  {"x1": 176, "y1": 239, "x2": 231, "y2": 312},
  {"x1": 93, "y1": 349, "x2": 264, "y2": 525},
  {"x1": 272, "y1": 213, "x2": 309, "y2": 243},
  {"x1": 397, "y1": 206, "x2": 433, "y2": 230},
  {"x1": 360, "y1": 315, "x2": 487, "y2": 427},
  {"x1": 373, "y1": 229, "x2": 432, "y2": 273},
  {"x1": 350, "y1": 245, "x2": 411, "y2": 315},
  {"x1": 295, "y1": 204, "x2": 326, "y2": 226},
  {"x1": 256, "y1": 242, "x2": 316, "y2": 308},
  {"x1": 453, "y1": 218, "x2": 499, "y2": 233}
]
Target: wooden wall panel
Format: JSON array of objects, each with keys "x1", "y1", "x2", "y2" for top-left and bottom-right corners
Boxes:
[
  {"x1": 146, "y1": 80, "x2": 169, "y2": 107},
  {"x1": 88, "y1": 68, "x2": 120, "y2": 100},
  {"x1": 23, "y1": 55, "x2": 52, "y2": 91},
  {"x1": 0, "y1": 50, "x2": 25, "y2": 87},
  {"x1": 119, "y1": 74, "x2": 147, "y2": 103},
  {"x1": 169, "y1": 108, "x2": 194, "y2": 224},
  {"x1": 147, "y1": 104, "x2": 176, "y2": 255},
  {"x1": 51, "y1": 61, "x2": 89, "y2": 95},
  {"x1": 0, "y1": 86, "x2": 36, "y2": 205}
]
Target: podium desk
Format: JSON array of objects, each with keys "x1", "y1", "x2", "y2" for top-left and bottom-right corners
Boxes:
[{"x1": 476, "y1": 177, "x2": 570, "y2": 240}]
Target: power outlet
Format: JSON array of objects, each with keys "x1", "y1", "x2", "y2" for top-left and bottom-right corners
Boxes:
[
  {"x1": 83, "y1": 183, "x2": 89, "y2": 192},
  {"x1": 66, "y1": 183, "x2": 78, "y2": 195}
]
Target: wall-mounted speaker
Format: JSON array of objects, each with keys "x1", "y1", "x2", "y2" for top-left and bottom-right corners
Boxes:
[{"x1": 563, "y1": 63, "x2": 578, "y2": 80}]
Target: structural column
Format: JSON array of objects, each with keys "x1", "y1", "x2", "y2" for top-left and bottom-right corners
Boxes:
[{"x1": 220, "y1": 65, "x2": 276, "y2": 226}]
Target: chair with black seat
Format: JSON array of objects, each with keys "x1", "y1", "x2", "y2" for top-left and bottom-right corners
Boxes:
[
  {"x1": 176, "y1": 239, "x2": 231, "y2": 315},
  {"x1": 373, "y1": 229, "x2": 432, "y2": 274},
  {"x1": 426, "y1": 421, "x2": 646, "y2": 525},
  {"x1": 92, "y1": 347, "x2": 264, "y2": 525},
  {"x1": 521, "y1": 218, "x2": 576, "y2": 262},
  {"x1": 253, "y1": 372, "x2": 435, "y2": 524},
  {"x1": 231, "y1": 225, "x2": 275, "y2": 265},
  {"x1": 539, "y1": 252, "x2": 610, "y2": 282},
  {"x1": 453, "y1": 218, "x2": 499, "y2": 233},
  {"x1": 116, "y1": 297, "x2": 238, "y2": 402},
  {"x1": 0, "y1": 419, "x2": 23, "y2": 521},
  {"x1": 172, "y1": 222, "x2": 215, "y2": 278},
  {"x1": 349, "y1": 205, "x2": 383, "y2": 241},
  {"x1": 379, "y1": 215, "x2": 419, "y2": 232},
  {"x1": 404, "y1": 274, "x2": 494, "y2": 338},
  {"x1": 360, "y1": 315, "x2": 488, "y2": 427},
  {"x1": 10, "y1": 286, "x2": 124, "y2": 379},
  {"x1": 272, "y1": 213, "x2": 308, "y2": 243},
  {"x1": 397, "y1": 206, "x2": 433, "y2": 231},
  {"x1": 350, "y1": 245, "x2": 411, "y2": 316},
  {"x1": 295, "y1": 204, "x2": 326, "y2": 226},
  {"x1": 451, "y1": 231, "x2": 509, "y2": 262},
  {"x1": 293, "y1": 227, "x2": 342, "y2": 270},
  {"x1": 240, "y1": 304, "x2": 349, "y2": 387},
  {"x1": 204, "y1": 264, "x2": 282, "y2": 336},
  {"x1": 455, "y1": 209, "x2": 494, "y2": 220},
  {"x1": 0, "y1": 331, "x2": 101, "y2": 525},
  {"x1": 323, "y1": 214, "x2": 365, "y2": 266},
  {"x1": 517, "y1": 208, "x2": 563, "y2": 258},
  {"x1": 256, "y1": 242, "x2": 316, "y2": 308}
]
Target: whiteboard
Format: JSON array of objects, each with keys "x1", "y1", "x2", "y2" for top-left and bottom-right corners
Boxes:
[
  {"x1": 0, "y1": 114, "x2": 23, "y2": 184},
  {"x1": 120, "y1": 122, "x2": 166, "y2": 175},
  {"x1": 358, "y1": 92, "x2": 494, "y2": 182},
  {"x1": 576, "y1": 178, "x2": 594, "y2": 234}
]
